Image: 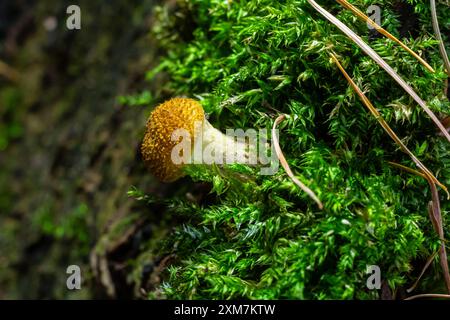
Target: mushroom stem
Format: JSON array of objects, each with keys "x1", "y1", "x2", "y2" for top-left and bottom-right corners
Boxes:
[{"x1": 192, "y1": 120, "x2": 259, "y2": 166}]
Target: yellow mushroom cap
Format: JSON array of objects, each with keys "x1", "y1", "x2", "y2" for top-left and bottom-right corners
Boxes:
[{"x1": 141, "y1": 98, "x2": 205, "y2": 182}]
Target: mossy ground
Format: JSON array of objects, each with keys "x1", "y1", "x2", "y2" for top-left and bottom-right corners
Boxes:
[{"x1": 134, "y1": 0, "x2": 450, "y2": 299}]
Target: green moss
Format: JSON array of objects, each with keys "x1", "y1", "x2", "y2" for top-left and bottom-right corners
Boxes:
[
  {"x1": 142, "y1": 0, "x2": 450, "y2": 299},
  {"x1": 136, "y1": 0, "x2": 450, "y2": 299}
]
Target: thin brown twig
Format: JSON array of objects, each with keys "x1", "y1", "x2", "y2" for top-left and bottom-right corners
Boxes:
[
  {"x1": 336, "y1": 0, "x2": 435, "y2": 73},
  {"x1": 406, "y1": 250, "x2": 438, "y2": 293},
  {"x1": 388, "y1": 161, "x2": 450, "y2": 294},
  {"x1": 404, "y1": 293, "x2": 450, "y2": 300},
  {"x1": 430, "y1": 0, "x2": 450, "y2": 76},
  {"x1": 387, "y1": 161, "x2": 427, "y2": 180},
  {"x1": 272, "y1": 114, "x2": 323, "y2": 209},
  {"x1": 427, "y1": 184, "x2": 450, "y2": 293},
  {"x1": 427, "y1": 202, "x2": 440, "y2": 240}
]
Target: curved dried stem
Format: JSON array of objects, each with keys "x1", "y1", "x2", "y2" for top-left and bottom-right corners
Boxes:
[
  {"x1": 389, "y1": 161, "x2": 450, "y2": 294},
  {"x1": 336, "y1": 0, "x2": 434, "y2": 73},
  {"x1": 405, "y1": 293, "x2": 450, "y2": 300},
  {"x1": 272, "y1": 115, "x2": 323, "y2": 209},
  {"x1": 430, "y1": 0, "x2": 450, "y2": 76},
  {"x1": 387, "y1": 161, "x2": 427, "y2": 180},
  {"x1": 427, "y1": 186, "x2": 450, "y2": 293},
  {"x1": 406, "y1": 250, "x2": 438, "y2": 293},
  {"x1": 306, "y1": 0, "x2": 450, "y2": 142}
]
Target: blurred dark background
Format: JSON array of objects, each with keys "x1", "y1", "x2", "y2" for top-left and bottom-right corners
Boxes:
[{"x1": 0, "y1": 0, "x2": 173, "y2": 299}]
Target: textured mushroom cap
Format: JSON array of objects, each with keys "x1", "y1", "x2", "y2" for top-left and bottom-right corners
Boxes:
[{"x1": 141, "y1": 98, "x2": 205, "y2": 182}]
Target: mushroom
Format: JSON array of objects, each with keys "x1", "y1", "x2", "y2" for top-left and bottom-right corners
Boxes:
[{"x1": 141, "y1": 97, "x2": 258, "y2": 182}]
